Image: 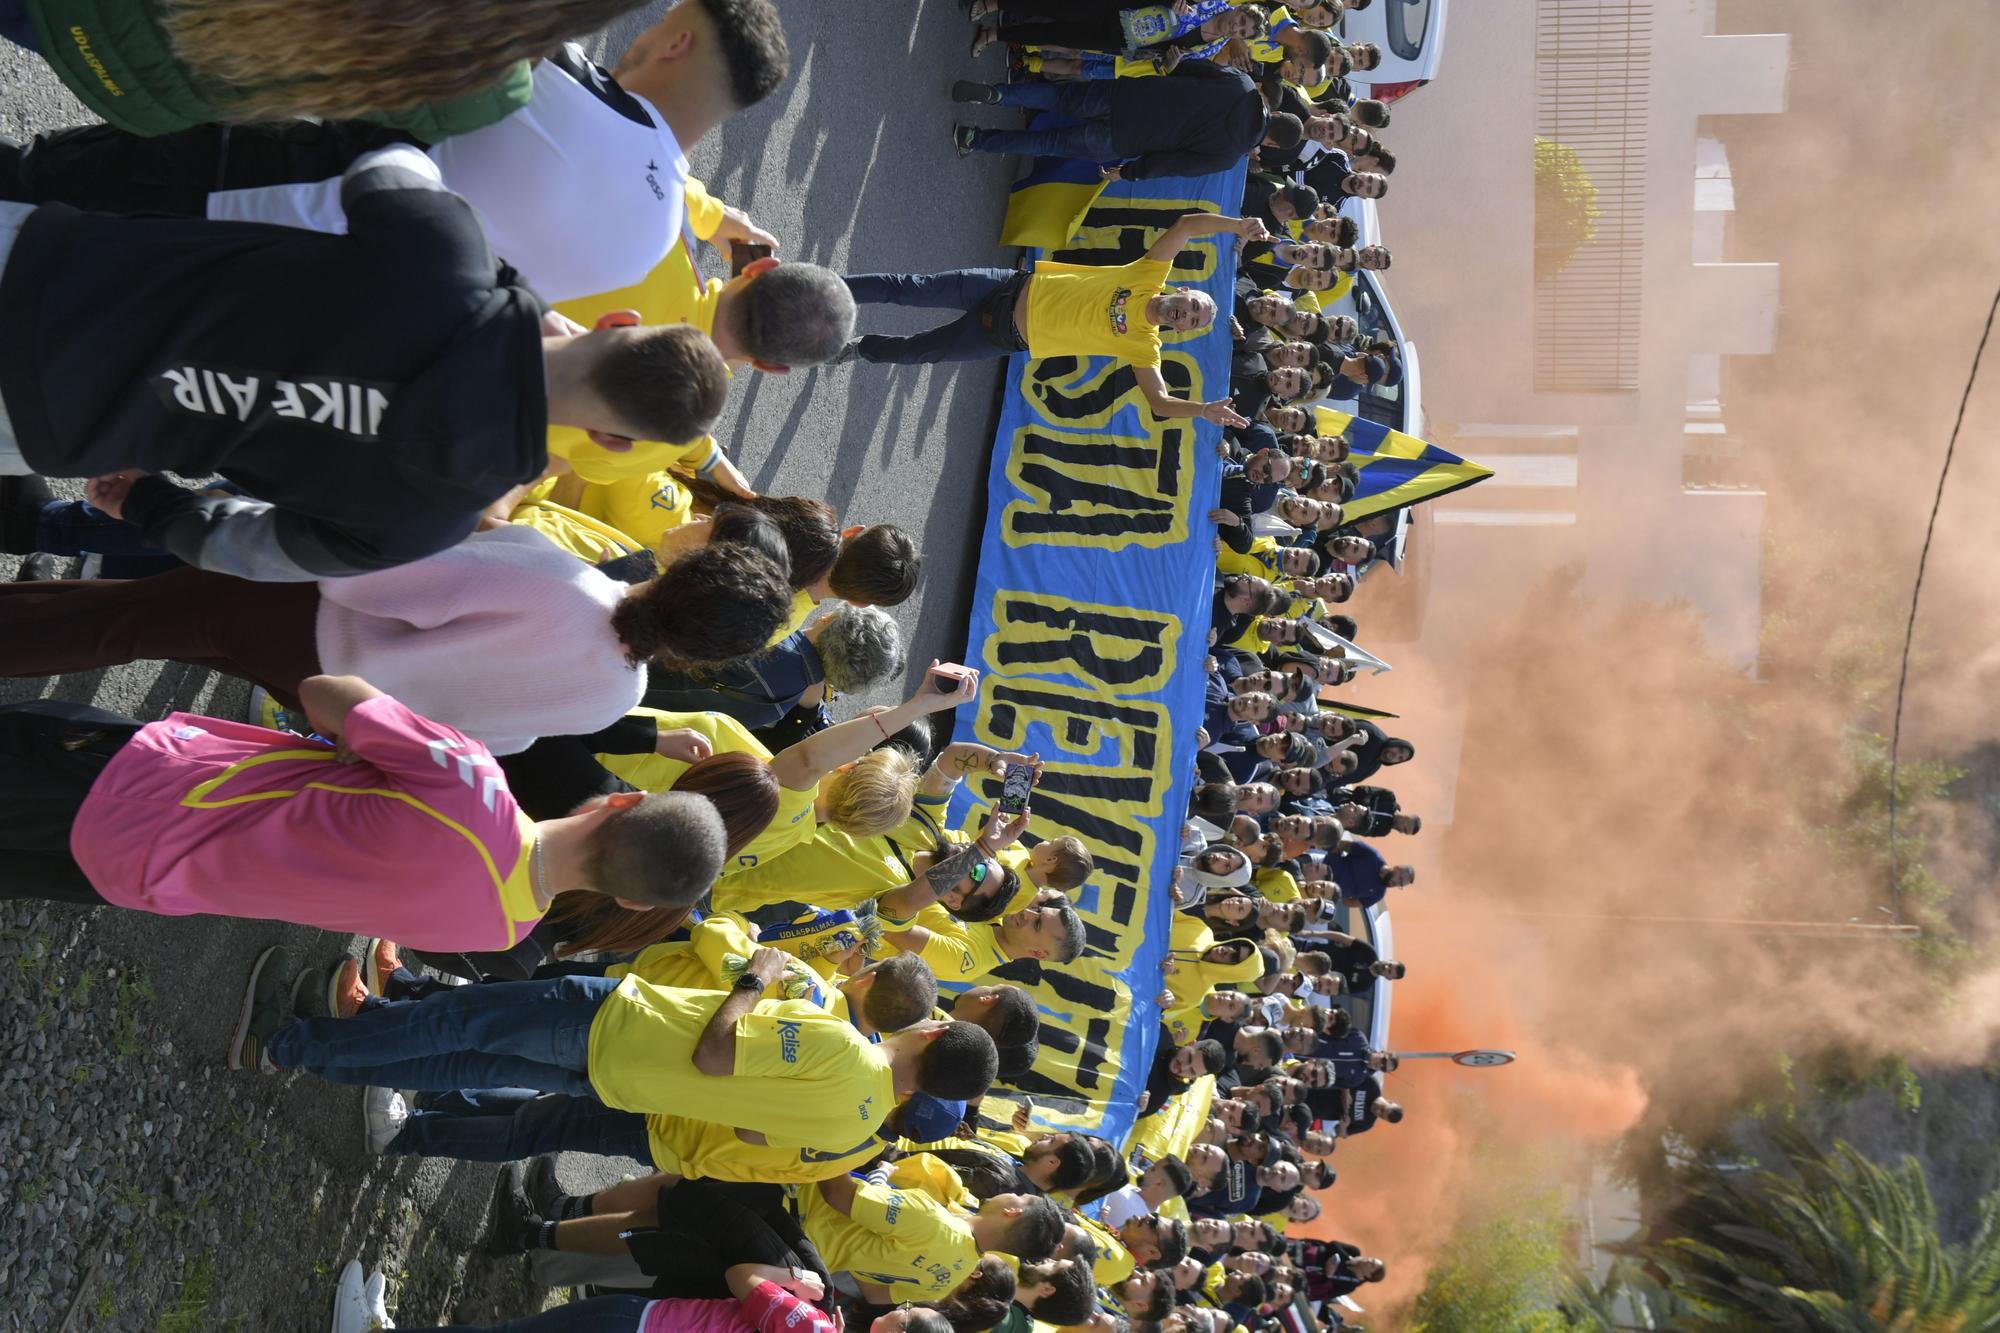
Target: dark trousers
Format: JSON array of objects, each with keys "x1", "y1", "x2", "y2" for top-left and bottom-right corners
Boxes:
[
  {"x1": 404, "y1": 917, "x2": 567, "y2": 989},
  {"x1": 35, "y1": 500, "x2": 184, "y2": 579},
  {"x1": 33, "y1": 487, "x2": 248, "y2": 580},
  {"x1": 971, "y1": 81, "x2": 1120, "y2": 161},
  {"x1": 0, "y1": 118, "x2": 416, "y2": 211},
  {"x1": 0, "y1": 0, "x2": 36, "y2": 52},
  {"x1": 633, "y1": 1179, "x2": 827, "y2": 1299},
  {"x1": 0, "y1": 568, "x2": 322, "y2": 706},
  {"x1": 389, "y1": 1087, "x2": 652, "y2": 1164},
  {"x1": 0, "y1": 701, "x2": 139, "y2": 904},
  {"x1": 400, "y1": 1294, "x2": 651, "y2": 1333},
  {"x1": 845, "y1": 268, "x2": 1019, "y2": 365},
  {"x1": 996, "y1": 0, "x2": 1127, "y2": 50}
]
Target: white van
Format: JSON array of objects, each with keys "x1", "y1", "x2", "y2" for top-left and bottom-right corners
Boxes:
[{"x1": 1340, "y1": 0, "x2": 1450, "y2": 104}]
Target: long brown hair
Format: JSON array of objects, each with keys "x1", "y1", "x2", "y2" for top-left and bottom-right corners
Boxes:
[
  {"x1": 161, "y1": 0, "x2": 652, "y2": 122},
  {"x1": 546, "y1": 751, "x2": 779, "y2": 958},
  {"x1": 684, "y1": 475, "x2": 842, "y2": 591}
]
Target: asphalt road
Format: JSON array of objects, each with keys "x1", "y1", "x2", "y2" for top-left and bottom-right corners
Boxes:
[{"x1": 0, "y1": 3, "x2": 1014, "y2": 1325}]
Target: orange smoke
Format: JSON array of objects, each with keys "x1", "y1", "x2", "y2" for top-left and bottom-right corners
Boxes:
[
  {"x1": 1289, "y1": 903, "x2": 1648, "y2": 1313},
  {"x1": 1268, "y1": 1, "x2": 2000, "y2": 1316}
]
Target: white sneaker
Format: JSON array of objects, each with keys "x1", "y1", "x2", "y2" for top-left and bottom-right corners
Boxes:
[
  {"x1": 362, "y1": 1270, "x2": 396, "y2": 1329},
  {"x1": 330, "y1": 1259, "x2": 369, "y2": 1333},
  {"x1": 362, "y1": 1086, "x2": 408, "y2": 1154}
]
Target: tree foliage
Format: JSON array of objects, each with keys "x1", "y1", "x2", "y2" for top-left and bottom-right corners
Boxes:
[
  {"x1": 1534, "y1": 136, "x2": 1602, "y2": 283},
  {"x1": 1411, "y1": 1190, "x2": 1583, "y2": 1333},
  {"x1": 1629, "y1": 1130, "x2": 2000, "y2": 1330}
]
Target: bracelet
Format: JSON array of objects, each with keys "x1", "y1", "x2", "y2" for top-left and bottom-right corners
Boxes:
[{"x1": 870, "y1": 713, "x2": 891, "y2": 741}]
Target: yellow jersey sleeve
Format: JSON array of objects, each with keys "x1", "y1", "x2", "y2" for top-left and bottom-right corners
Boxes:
[
  {"x1": 684, "y1": 177, "x2": 726, "y2": 242},
  {"x1": 507, "y1": 499, "x2": 645, "y2": 564},
  {"x1": 598, "y1": 708, "x2": 771, "y2": 793}
]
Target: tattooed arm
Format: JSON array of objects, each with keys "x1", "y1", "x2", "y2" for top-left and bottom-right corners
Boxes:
[{"x1": 917, "y1": 742, "x2": 1034, "y2": 800}]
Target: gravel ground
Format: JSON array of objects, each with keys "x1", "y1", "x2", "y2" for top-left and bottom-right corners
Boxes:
[{"x1": 0, "y1": 0, "x2": 1012, "y2": 1325}]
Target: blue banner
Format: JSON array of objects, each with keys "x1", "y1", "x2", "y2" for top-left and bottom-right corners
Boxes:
[{"x1": 945, "y1": 164, "x2": 1249, "y2": 1147}]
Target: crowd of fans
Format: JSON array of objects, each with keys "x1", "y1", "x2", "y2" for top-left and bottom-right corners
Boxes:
[{"x1": 0, "y1": 0, "x2": 1424, "y2": 1329}]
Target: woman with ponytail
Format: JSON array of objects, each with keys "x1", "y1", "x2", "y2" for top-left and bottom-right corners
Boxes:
[{"x1": 0, "y1": 516, "x2": 795, "y2": 756}]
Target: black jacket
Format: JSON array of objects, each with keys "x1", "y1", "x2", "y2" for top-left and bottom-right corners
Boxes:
[
  {"x1": 1109, "y1": 60, "x2": 1269, "y2": 181},
  {"x1": 0, "y1": 145, "x2": 547, "y2": 580},
  {"x1": 1303, "y1": 151, "x2": 1354, "y2": 204}
]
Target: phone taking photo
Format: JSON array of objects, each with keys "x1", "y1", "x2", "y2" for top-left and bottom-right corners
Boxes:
[
  {"x1": 995, "y1": 761, "x2": 1036, "y2": 816},
  {"x1": 730, "y1": 242, "x2": 774, "y2": 277}
]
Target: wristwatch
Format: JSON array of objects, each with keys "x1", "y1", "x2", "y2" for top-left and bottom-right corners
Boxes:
[{"x1": 735, "y1": 971, "x2": 765, "y2": 992}]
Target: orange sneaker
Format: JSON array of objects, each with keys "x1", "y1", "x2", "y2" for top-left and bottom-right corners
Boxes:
[
  {"x1": 364, "y1": 939, "x2": 403, "y2": 996},
  {"x1": 329, "y1": 958, "x2": 367, "y2": 1020}
]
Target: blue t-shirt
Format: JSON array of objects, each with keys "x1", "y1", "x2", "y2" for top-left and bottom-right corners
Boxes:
[{"x1": 1325, "y1": 839, "x2": 1386, "y2": 909}]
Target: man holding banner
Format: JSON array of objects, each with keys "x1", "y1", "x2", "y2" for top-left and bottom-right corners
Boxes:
[{"x1": 841, "y1": 210, "x2": 1269, "y2": 427}]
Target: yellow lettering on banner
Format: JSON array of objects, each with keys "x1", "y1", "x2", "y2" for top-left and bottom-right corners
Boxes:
[
  {"x1": 946, "y1": 587, "x2": 1194, "y2": 1121},
  {"x1": 1051, "y1": 197, "x2": 1225, "y2": 287},
  {"x1": 968, "y1": 673, "x2": 1171, "y2": 937},
  {"x1": 1002, "y1": 351, "x2": 1202, "y2": 552},
  {"x1": 983, "y1": 589, "x2": 1181, "y2": 698},
  {"x1": 963, "y1": 187, "x2": 1244, "y2": 1132}
]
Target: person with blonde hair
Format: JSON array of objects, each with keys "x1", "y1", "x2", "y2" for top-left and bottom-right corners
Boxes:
[{"x1": 599, "y1": 664, "x2": 979, "y2": 876}]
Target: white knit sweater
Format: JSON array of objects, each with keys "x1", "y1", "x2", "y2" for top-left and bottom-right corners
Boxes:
[{"x1": 315, "y1": 525, "x2": 643, "y2": 755}]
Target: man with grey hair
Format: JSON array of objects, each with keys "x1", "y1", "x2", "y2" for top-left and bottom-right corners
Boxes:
[{"x1": 642, "y1": 604, "x2": 905, "y2": 731}]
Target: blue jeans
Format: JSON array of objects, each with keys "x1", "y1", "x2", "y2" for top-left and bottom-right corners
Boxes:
[
  {"x1": 971, "y1": 81, "x2": 1120, "y2": 161},
  {"x1": 402, "y1": 1294, "x2": 652, "y2": 1333},
  {"x1": 845, "y1": 268, "x2": 1019, "y2": 365},
  {"x1": 35, "y1": 500, "x2": 184, "y2": 579},
  {"x1": 267, "y1": 973, "x2": 616, "y2": 1096},
  {"x1": 391, "y1": 1086, "x2": 652, "y2": 1164}
]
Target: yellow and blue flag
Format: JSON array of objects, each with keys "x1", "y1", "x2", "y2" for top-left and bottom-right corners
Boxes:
[
  {"x1": 1313, "y1": 409, "x2": 1494, "y2": 525},
  {"x1": 1001, "y1": 152, "x2": 1110, "y2": 250}
]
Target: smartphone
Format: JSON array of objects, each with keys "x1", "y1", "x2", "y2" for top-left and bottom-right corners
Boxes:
[
  {"x1": 730, "y1": 242, "x2": 774, "y2": 277},
  {"x1": 930, "y1": 662, "x2": 976, "y2": 695},
  {"x1": 996, "y1": 762, "x2": 1036, "y2": 816}
]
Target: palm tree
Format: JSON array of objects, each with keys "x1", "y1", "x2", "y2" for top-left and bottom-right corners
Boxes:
[{"x1": 1625, "y1": 1129, "x2": 2000, "y2": 1331}]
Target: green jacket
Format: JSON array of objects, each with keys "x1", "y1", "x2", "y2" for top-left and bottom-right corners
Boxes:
[{"x1": 27, "y1": 0, "x2": 533, "y2": 140}]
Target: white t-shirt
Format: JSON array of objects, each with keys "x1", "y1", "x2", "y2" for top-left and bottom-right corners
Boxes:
[
  {"x1": 206, "y1": 46, "x2": 688, "y2": 303},
  {"x1": 1098, "y1": 1185, "x2": 1150, "y2": 1232}
]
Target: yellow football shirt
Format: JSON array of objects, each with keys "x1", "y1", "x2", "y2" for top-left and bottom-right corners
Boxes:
[
  {"x1": 645, "y1": 1113, "x2": 883, "y2": 1183},
  {"x1": 507, "y1": 499, "x2": 645, "y2": 563},
  {"x1": 586, "y1": 984, "x2": 893, "y2": 1144},
  {"x1": 711, "y1": 792, "x2": 956, "y2": 916},
  {"x1": 901, "y1": 904, "x2": 1011, "y2": 984},
  {"x1": 549, "y1": 179, "x2": 730, "y2": 484},
  {"x1": 801, "y1": 1178, "x2": 983, "y2": 1303},
  {"x1": 1022, "y1": 258, "x2": 1174, "y2": 366},
  {"x1": 993, "y1": 846, "x2": 1043, "y2": 914},
  {"x1": 605, "y1": 913, "x2": 756, "y2": 988},
  {"x1": 596, "y1": 709, "x2": 819, "y2": 875},
  {"x1": 1216, "y1": 535, "x2": 1281, "y2": 581},
  {"x1": 1254, "y1": 867, "x2": 1301, "y2": 903},
  {"x1": 1078, "y1": 1214, "x2": 1137, "y2": 1286}
]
